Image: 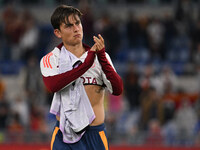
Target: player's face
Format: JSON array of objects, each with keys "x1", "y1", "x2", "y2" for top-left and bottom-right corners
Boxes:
[{"x1": 54, "y1": 14, "x2": 83, "y2": 46}]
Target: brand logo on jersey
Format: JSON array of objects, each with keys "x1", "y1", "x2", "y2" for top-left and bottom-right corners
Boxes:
[
  {"x1": 81, "y1": 77, "x2": 97, "y2": 84},
  {"x1": 43, "y1": 52, "x2": 53, "y2": 69}
]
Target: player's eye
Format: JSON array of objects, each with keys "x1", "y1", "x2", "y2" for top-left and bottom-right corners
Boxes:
[
  {"x1": 65, "y1": 24, "x2": 73, "y2": 28},
  {"x1": 75, "y1": 21, "x2": 80, "y2": 25}
]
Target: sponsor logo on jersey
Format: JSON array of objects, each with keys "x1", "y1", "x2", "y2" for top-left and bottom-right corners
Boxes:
[{"x1": 81, "y1": 77, "x2": 97, "y2": 84}]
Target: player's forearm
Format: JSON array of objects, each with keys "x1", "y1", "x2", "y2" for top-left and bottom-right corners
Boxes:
[
  {"x1": 43, "y1": 51, "x2": 96, "y2": 92},
  {"x1": 97, "y1": 48, "x2": 123, "y2": 95}
]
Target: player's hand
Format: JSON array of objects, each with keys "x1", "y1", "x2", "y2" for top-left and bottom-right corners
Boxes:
[
  {"x1": 90, "y1": 43, "x2": 97, "y2": 51},
  {"x1": 93, "y1": 34, "x2": 105, "y2": 51}
]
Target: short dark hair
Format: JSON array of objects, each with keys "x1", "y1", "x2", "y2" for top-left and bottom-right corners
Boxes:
[{"x1": 51, "y1": 5, "x2": 83, "y2": 29}]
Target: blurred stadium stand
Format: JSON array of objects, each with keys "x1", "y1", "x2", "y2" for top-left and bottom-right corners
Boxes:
[{"x1": 0, "y1": 0, "x2": 200, "y2": 149}]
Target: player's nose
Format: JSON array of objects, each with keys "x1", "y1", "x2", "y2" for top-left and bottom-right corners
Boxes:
[{"x1": 73, "y1": 24, "x2": 79, "y2": 32}]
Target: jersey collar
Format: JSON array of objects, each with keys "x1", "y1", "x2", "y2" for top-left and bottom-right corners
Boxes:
[{"x1": 56, "y1": 43, "x2": 91, "y2": 51}]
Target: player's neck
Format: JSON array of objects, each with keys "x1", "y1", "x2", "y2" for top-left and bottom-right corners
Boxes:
[{"x1": 64, "y1": 43, "x2": 85, "y2": 58}]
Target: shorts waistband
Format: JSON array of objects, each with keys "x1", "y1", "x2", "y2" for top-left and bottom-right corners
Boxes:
[
  {"x1": 55, "y1": 121, "x2": 105, "y2": 131},
  {"x1": 88, "y1": 123, "x2": 105, "y2": 131}
]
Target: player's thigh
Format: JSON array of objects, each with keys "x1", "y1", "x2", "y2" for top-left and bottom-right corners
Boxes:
[
  {"x1": 51, "y1": 128, "x2": 71, "y2": 150},
  {"x1": 84, "y1": 129, "x2": 109, "y2": 150},
  {"x1": 51, "y1": 128, "x2": 87, "y2": 150}
]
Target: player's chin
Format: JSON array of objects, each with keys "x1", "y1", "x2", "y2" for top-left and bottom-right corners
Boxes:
[
  {"x1": 71, "y1": 40, "x2": 82, "y2": 46},
  {"x1": 74, "y1": 38, "x2": 82, "y2": 43}
]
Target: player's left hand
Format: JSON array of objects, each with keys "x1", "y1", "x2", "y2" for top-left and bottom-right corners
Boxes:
[{"x1": 93, "y1": 34, "x2": 105, "y2": 51}]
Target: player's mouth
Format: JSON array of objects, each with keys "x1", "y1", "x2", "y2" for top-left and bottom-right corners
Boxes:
[{"x1": 74, "y1": 34, "x2": 81, "y2": 38}]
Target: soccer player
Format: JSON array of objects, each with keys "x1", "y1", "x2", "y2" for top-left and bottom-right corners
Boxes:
[{"x1": 40, "y1": 5, "x2": 123, "y2": 150}]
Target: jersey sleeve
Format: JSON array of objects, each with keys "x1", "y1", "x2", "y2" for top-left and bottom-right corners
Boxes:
[
  {"x1": 40, "y1": 52, "x2": 59, "y2": 77},
  {"x1": 97, "y1": 48, "x2": 123, "y2": 96},
  {"x1": 40, "y1": 51, "x2": 96, "y2": 93}
]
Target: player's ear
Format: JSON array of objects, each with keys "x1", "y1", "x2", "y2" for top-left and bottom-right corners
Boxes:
[{"x1": 54, "y1": 29, "x2": 62, "y2": 38}]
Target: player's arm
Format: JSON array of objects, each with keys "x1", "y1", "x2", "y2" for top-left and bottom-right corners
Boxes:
[
  {"x1": 94, "y1": 34, "x2": 123, "y2": 96},
  {"x1": 41, "y1": 50, "x2": 96, "y2": 93},
  {"x1": 97, "y1": 48, "x2": 123, "y2": 95}
]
